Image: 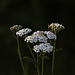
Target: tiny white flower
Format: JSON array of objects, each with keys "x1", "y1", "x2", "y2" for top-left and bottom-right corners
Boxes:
[
  {"x1": 39, "y1": 38, "x2": 44, "y2": 42},
  {"x1": 30, "y1": 39, "x2": 33, "y2": 43},
  {"x1": 33, "y1": 45, "x2": 40, "y2": 52},
  {"x1": 49, "y1": 46, "x2": 53, "y2": 51},
  {"x1": 33, "y1": 38, "x2": 37, "y2": 43}
]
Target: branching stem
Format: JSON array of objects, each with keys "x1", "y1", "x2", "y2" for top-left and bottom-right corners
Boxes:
[
  {"x1": 51, "y1": 38, "x2": 56, "y2": 75},
  {"x1": 17, "y1": 36, "x2": 25, "y2": 75},
  {"x1": 26, "y1": 42, "x2": 36, "y2": 62},
  {"x1": 37, "y1": 53, "x2": 40, "y2": 75},
  {"x1": 41, "y1": 54, "x2": 44, "y2": 75}
]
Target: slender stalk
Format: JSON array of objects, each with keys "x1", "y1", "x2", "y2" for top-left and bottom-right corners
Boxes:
[
  {"x1": 41, "y1": 54, "x2": 44, "y2": 75},
  {"x1": 51, "y1": 38, "x2": 56, "y2": 75},
  {"x1": 17, "y1": 36, "x2": 25, "y2": 75},
  {"x1": 37, "y1": 53, "x2": 40, "y2": 75},
  {"x1": 26, "y1": 42, "x2": 36, "y2": 62}
]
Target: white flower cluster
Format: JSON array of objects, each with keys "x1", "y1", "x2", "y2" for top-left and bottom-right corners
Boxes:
[
  {"x1": 44, "y1": 31, "x2": 57, "y2": 39},
  {"x1": 48, "y1": 23, "x2": 65, "y2": 33},
  {"x1": 16, "y1": 28, "x2": 32, "y2": 37},
  {"x1": 24, "y1": 31, "x2": 48, "y2": 43},
  {"x1": 33, "y1": 43, "x2": 53, "y2": 53}
]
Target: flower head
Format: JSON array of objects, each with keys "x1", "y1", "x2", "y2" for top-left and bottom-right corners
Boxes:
[
  {"x1": 24, "y1": 31, "x2": 48, "y2": 43},
  {"x1": 48, "y1": 23, "x2": 65, "y2": 33},
  {"x1": 16, "y1": 28, "x2": 32, "y2": 37},
  {"x1": 10, "y1": 25, "x2": 22, "y2": 32},
  {"x1": 44, "y1": 31, "x2": 57, "y2": 39},
  {"x1": 33, "y1": 43, "x2": 53, "y2": 53}
]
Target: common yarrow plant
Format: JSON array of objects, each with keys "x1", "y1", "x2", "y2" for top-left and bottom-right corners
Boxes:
[{"x1": 10, "y1": 23, "x2": 65, "y2": 75}]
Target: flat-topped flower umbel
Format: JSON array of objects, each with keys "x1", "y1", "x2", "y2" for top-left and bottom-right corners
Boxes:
[
  {"x1": 33, "y1": 43, "x2": 53, "y2": 53},
  {"x1": 10, "y1": 25, "x2": 22, "y2": 32},
  {"x1": 16, "y1": 28, "x2": 32, "y2": 37},
  {"x1": 24, "y1": 31, "x2": 48, "y2": 43},
  {"x1": 48, "y1": 23, "x2": 65, "y2": 33}
]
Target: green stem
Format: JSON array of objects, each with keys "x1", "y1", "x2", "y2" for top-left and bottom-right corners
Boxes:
[
  {"x1": 51, "y1": 38, "x2": 56, "y2": 75},
  {"x1": 37, "y1": 53, "x2": 40, "y2": 75},
  {"x1": 41, "y1": 54, "x2": 44, "y2": 75},
  {"x1": 17, "y1": 36, "x2": 25, "y2": 75},
  {"x1": 26, "y1": 42, "x2": 36, "y2": 62}
]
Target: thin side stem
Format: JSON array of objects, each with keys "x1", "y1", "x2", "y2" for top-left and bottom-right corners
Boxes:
[
  {"x1": 51, "y1": 38, "x2": 56, "y2": 75},
  {"x1": 37, "y1": 53, "x2": 40, "y2": 75},
  {"x1": 41, "y1": 54, "x2": 44, "y2": 75},
  {"x1": 17, "y1": 36, "x2": 25, "y2": 75},
  {"x1": 26, "y1": 42, "x2": 36, "y2": 62}
]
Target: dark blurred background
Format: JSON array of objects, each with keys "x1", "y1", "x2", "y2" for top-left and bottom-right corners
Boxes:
[{"x1": 0, "y1": 0, "x2": 75, "y2": 75}]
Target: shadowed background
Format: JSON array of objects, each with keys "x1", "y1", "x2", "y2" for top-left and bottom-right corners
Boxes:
[{"x1": 0, "y1": 0, "x2": 75, "y2": 75}]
